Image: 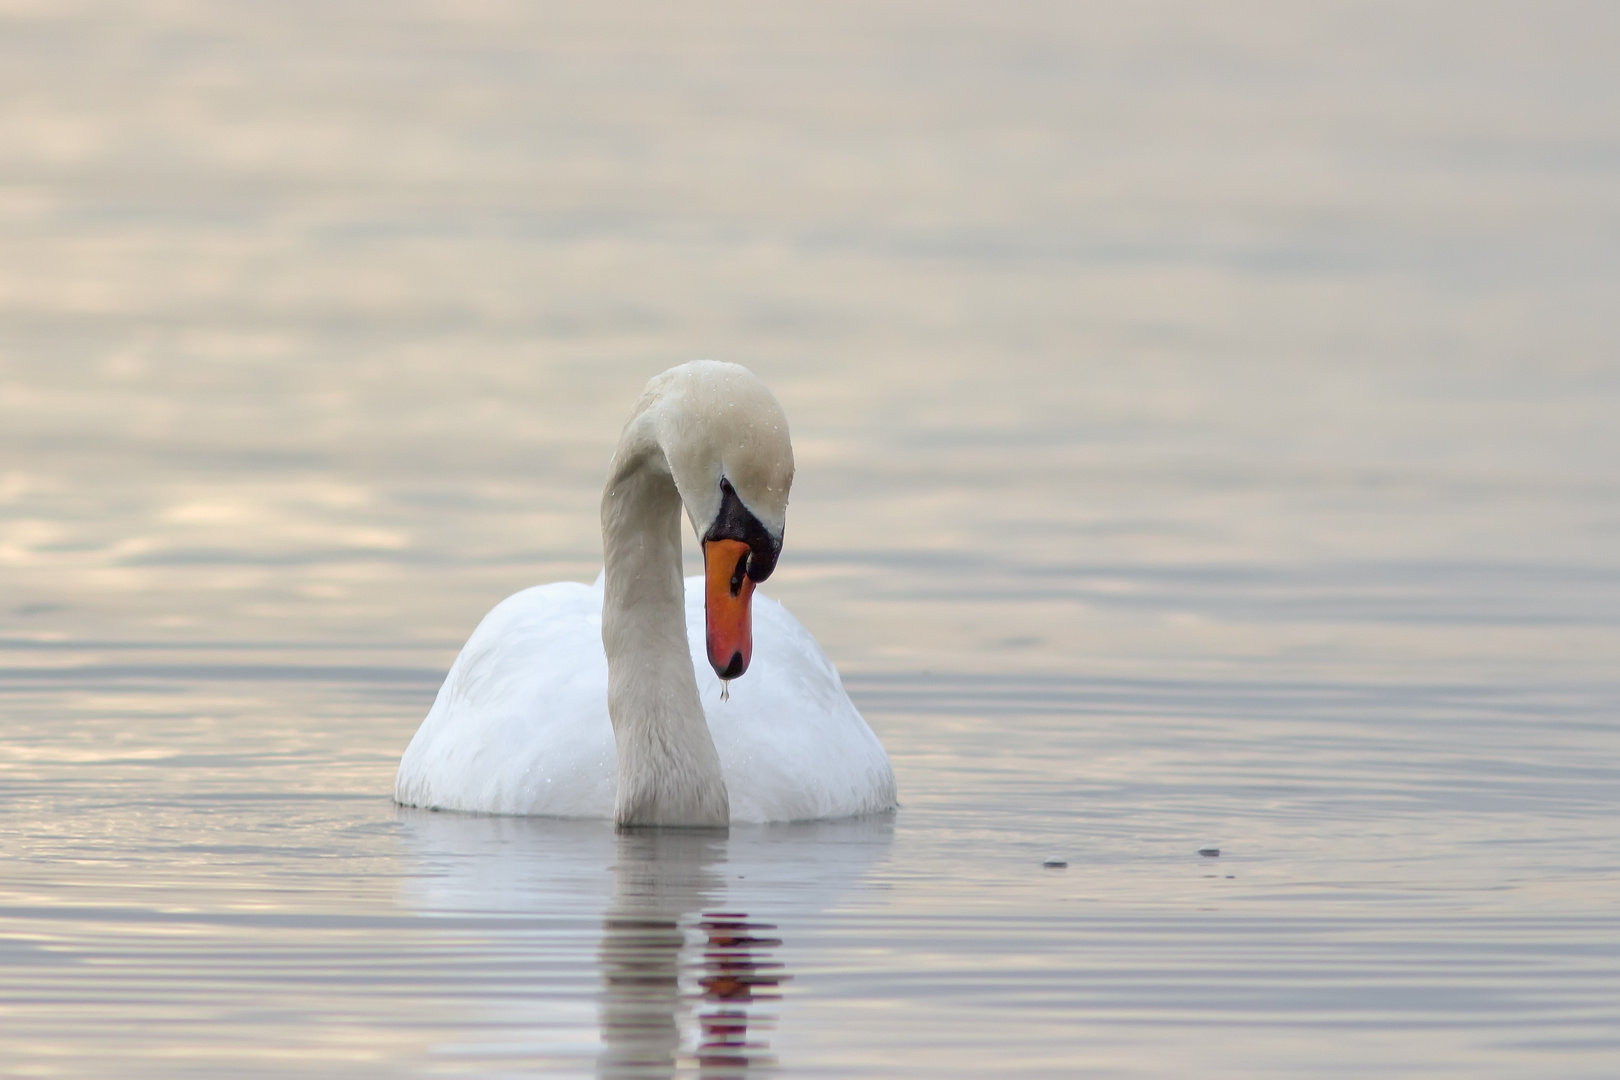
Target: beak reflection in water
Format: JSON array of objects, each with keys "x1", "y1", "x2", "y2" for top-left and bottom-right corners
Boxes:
[
  {"x1": 696, "y1": 913, "x2": 784, "y2": 1071},
  {"x1": 599, "y1": 831, "x2": 787, "y2": 1078}
]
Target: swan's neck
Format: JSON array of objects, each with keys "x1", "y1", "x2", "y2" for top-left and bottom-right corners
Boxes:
[{"x1": 600, "y1": 437, "x2": 729, "y2": 827}]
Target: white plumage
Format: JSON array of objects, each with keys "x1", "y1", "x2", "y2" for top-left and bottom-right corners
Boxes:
[{"x1": 395, "y1": 574, "x2": 895, "y2": 822}]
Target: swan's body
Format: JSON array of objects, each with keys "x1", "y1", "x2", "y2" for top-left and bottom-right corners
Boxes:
[
  {"x1": 394, "y1": 575, "x2": 894, "y2": 822},
  {"x1": 394, "y1": 361, "x2": 896, "y2": 826}
]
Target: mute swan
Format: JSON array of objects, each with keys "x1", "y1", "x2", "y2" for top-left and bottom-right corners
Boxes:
[{"x1": 394, "y1": 361, "x2": 897, "y2": 826}]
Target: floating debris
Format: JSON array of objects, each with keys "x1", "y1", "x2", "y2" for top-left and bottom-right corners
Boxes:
[
  {"x1": 1198, "y1": 847, "x2": 1220, "y2": 857},
  {"x1": 1043, "y1": 858, "x2": 1068, "y2": 869}
]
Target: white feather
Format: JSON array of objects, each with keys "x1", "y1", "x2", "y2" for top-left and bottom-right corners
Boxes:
[{"x1": 394, "y1": 574, "x2": 896, "y2": 823}]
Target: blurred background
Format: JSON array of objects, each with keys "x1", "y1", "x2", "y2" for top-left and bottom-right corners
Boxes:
[
  {"x1": 3, "y1": 0, "x2": 1614, "y2": 679},
  {"x1": 1, "y1": 2, "x2": 1618, "y2": 1076}
]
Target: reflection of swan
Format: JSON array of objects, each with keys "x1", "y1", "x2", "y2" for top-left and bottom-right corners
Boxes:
[
  {"x1": 395, "y1": 361, "x2": 895, "y2": 826},
  {"x1": 598, "y1": 831, "x2": 785, "y2": 1078},
  {"x1": 392, "y1": 809, "x2": 893, "y2": 1074},
  {"x1": 394, "y1": 808, "x2": 895, "y2": 921},
  {"x1": 693, "y1": 913, "x2": 784, "y2": 1073}
]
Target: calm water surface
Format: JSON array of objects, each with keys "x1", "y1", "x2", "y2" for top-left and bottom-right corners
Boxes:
[{"x1": 1, "y1": 2, "x2": 1618, "y2": 1076}]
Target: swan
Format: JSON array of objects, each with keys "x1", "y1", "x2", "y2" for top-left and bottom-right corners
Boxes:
[{"x1": 394, "y1": 361, "x2": 896, "y2": 826}]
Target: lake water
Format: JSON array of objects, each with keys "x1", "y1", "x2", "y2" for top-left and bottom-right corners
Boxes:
[{"x1": 2, "y1": 2, "x2": 1618, "y2": 1076}]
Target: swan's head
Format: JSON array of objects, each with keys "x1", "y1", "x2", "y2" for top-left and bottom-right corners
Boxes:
[{"x1": 648, "y1": 361, "x2": 794, "y2": 681}]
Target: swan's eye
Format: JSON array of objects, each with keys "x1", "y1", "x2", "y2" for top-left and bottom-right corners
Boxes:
[{"x1": 730, "y1": 549, "x2": 749, "y2": 597}]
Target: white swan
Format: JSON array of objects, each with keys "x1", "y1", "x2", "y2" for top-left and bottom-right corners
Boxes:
[{"x1": 394, "y1": 361, "x2": 896, "y2": 826}]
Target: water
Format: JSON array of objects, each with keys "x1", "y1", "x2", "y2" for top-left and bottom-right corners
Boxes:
[{"x1": 2, "y1": 2, "x2": 1618, "y2": 1075}]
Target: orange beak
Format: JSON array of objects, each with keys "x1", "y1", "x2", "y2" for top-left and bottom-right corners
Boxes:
[{"x1": 703, "y1": 538, "x2": 756, "y2": 680}]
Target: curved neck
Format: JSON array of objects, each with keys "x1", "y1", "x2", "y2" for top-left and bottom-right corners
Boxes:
[{"x1": 600, "y1": 426, "x2": 729, "y2": 827}]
